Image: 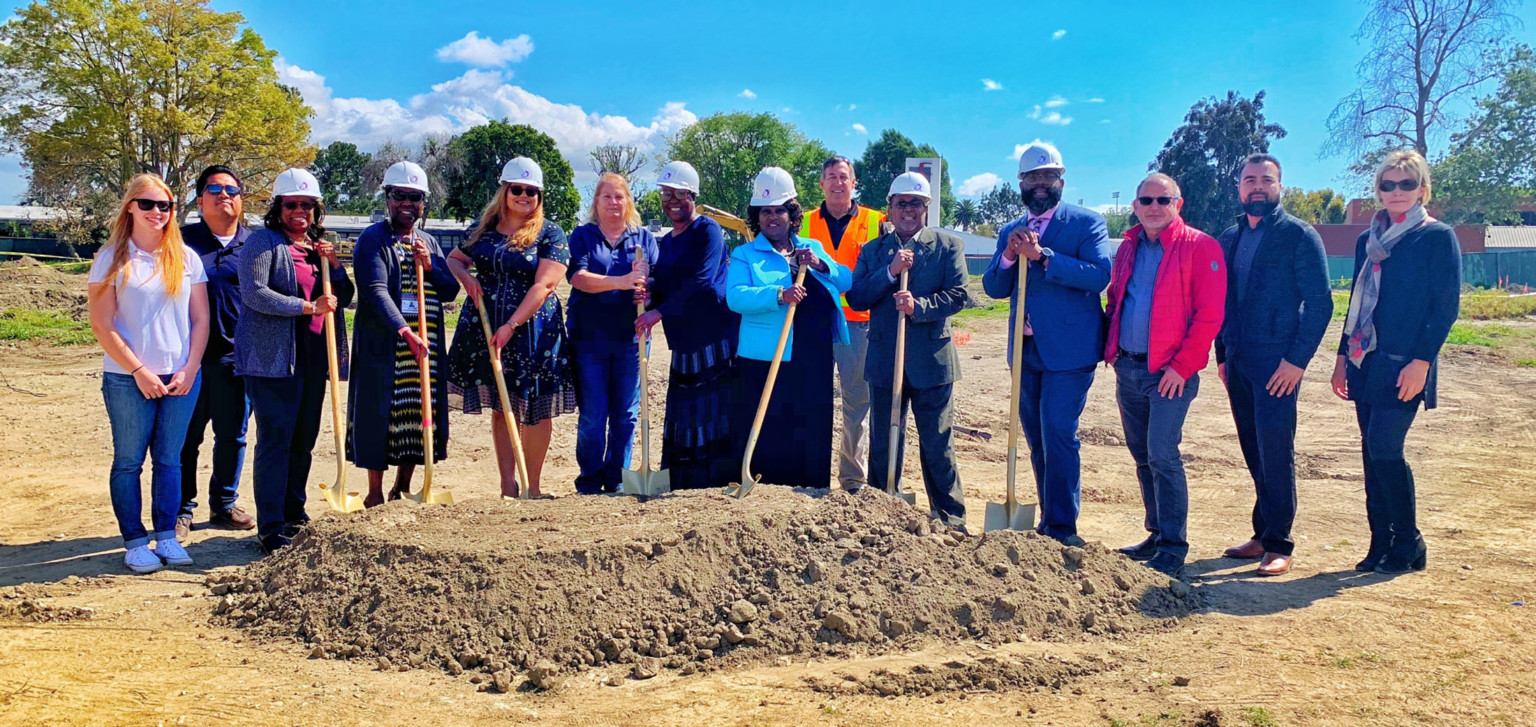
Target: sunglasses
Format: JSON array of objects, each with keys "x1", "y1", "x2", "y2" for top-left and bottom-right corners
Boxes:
[
  {"x1": 388, "y1": 190, "x2": 425, "y2": 203},
  {"x1": 203, "y1": 183, "x2": 242, "y2": 197},
  {"x1": 505, "y1": 185, "x2": 540, "y2": 198},
  {"x1": 1377, "y1": 179, "x2": 1420, "y2": 193},
  {"x1": 1020, "y1": 171, "x2": 1063, "y2": 184},
  {"x1": 132, "y1": 198, "x2": 173, "y2": 213},
  {"x1": 282, "y1": 200, "x2": 316, "y2": 212},
  {"x1": 1137, "y1": 196, "x2": 1178, "y2": 206},
  {"x1": 892, "y1": 199, "x2": 928, "y2": 210}
]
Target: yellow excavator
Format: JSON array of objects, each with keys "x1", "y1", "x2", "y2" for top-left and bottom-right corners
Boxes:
[{"x1": 699, "y1": 204, "x2": 752, "y2": 238}]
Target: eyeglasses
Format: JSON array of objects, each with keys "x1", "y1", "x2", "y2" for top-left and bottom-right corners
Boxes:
[
  {"x1": 1020, "y1": 171, "x2": 1063, "y2": 184},
  {"x1": 757, "y1": 206, "x2": 790, "y2": 217},
  {"x1": 1378, "y1": 178, "x2": 1420, "y2": 193},
  {"x1": 132, "y1": 198, "x2": 173, "y2": 213},
  {"x1": 203, "y1": 183, "x2": 241, "y2": 197},
  {"x1": 388, "y1": 189, "x2": 425, "y2": 203},
  {"x1": 891, "y1": 199, "x2": 928, "y2": 210},
  {"x1": 1136, "y1": 196, "x2": 1178, "y2": 206},
  {"x1": 505, "y1": 185, "x2": 540, "y2": 198},
  {"x1": 659, "y1": 188, "x2": 694, "y2": 201},
  {"x1": 282, "y1": 200, "x2": 317, "y2": 212}
]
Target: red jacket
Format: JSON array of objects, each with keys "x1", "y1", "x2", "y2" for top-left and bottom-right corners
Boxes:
[{"x1": 1103, "y1": 217, "x2": 1227, "y2": 379}]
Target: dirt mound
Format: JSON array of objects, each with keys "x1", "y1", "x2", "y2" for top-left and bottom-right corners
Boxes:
[
  {"x1": 0, "y1": 256, "x2": 88, "y2": 318},
  {"x1": 213, "y1": 488, "x2": 1194, "y2": 691}
]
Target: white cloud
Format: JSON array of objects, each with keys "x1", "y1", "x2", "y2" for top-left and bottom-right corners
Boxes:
[
  {"x1": 435, "y1": 32, "x2": 534, "y2": 68},
  {"x1": 848, "y1": 103, "x2": 858, "y2": 110},
  {"x1": 1086, "y1": 97, "x2": 1105, "y2": 103},
  {"x1": 1052, "y1": 29, "x2": 1067, "y2": 40},
  {"x1": 982, "y1": 78, "x2": 1004, "y2": 92},
  {"x1": 1027, "y1": 105, "x2": 1072, "y2": 125},
  {"x1": 1044, "y1": 95, "x2": 1069, "y2": 108},
  {"x1": 277, "y1": 60, "x2": 697, "y2": 177},
  {"x1": 958, "y1": 172, "x2": 1003, "y2": 197},
  {"x1": 1100, "y1": 119, "x2": 1112, "y2": 124},
  {"x1": 851, "y1": 123, "x2": 867, "y2": 135},
  {"x1": 738, "y1": 88, "x2": 757, "y2": 99}
]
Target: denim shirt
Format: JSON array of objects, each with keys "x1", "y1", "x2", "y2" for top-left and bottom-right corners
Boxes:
[
  {"x1": 566, "y1": 223, "x2": 660, "y2": 354},
  {"x1": 1118, "y1": 232, "x2": 1163, "y2": 354}
]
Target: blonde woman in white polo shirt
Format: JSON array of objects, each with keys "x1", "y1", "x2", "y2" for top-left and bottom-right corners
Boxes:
[{"x1": 87, "y1": 174, "x2": 210, "y2": 574}]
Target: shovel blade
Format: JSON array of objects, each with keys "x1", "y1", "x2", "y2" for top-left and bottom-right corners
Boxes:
[
  {"x1": 622, "y1": 468, "x2": 672, "y2": 498},
  {"x1": 723, "y1": 475, "x2": 759, "y2": 499},
  {"x1": 405, "y1": 489, "x2": 454, "y2": 506},
  {"x1": 319, "y1": 483, "x2": 366, "y2": 513},
  {"x1": 886, "y1": 487, "x2": 917, "y2": 506},
  {"x1": 984, "y1": 501, "x2": 1037, "y2": 533}
]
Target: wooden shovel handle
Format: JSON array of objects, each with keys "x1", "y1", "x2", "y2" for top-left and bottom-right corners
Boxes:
[{"x1": 738, "y1": 259, "x2": 810, "y2": 485}]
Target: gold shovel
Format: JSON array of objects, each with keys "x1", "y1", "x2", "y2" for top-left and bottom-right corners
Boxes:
[
  {"x1": 472, "y1": 294, "x2": 531, "y2": 501},
  {"x1": 405, "y1": 235, "x2": 452, "y2": 505},
  {"x1": 623, "y1": 253, "x2": 670, "y2": 497},
  {"x1": 985, "y1": 252, "x2": 1037, "y2": 532},
  {"x1": 317, "y1": 252, "x2": 365, "y2": 513},
  {"x1": 724, "y1": 260, "x2": 810, "y2": 499},
  {"x1": 884, "y1": 247, "x2": 917, "y2": 506}
]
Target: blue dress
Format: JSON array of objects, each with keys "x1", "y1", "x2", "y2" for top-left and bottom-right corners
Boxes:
[{"x1": 447, "y1": 220, "x2": 576, "y2": 425}]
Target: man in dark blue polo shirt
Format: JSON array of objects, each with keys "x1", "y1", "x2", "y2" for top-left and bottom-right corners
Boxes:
[{"x1": 178, "y1": 165, "x2": 256, "y2": 540}]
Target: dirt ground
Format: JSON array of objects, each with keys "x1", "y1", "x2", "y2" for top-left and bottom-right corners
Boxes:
[{"x1": 3, "y1": 274, "x2": 1536, "y2": 725}]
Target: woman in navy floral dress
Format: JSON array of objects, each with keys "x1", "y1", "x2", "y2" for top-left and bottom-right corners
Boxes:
[{"x1": 447, "y1": 157, "x2": 575, "y2": 498}]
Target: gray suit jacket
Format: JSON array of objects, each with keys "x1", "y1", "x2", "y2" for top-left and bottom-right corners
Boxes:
[{"x1": 846, "y1": 227, "x2": 970, "y2": 390}]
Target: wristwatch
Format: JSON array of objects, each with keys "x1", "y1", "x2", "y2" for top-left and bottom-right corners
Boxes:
[{"x1": 1036, "y1": 247, "x2": 1055, "y2": 267}]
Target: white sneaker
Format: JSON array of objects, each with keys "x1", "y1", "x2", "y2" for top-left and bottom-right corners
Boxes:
[
  {"x1": 124, "y1": 545, "x2": 164, "y2": 574},
  {"x1": 154, "y1": 538, "x2": 194, "y2": 566}
]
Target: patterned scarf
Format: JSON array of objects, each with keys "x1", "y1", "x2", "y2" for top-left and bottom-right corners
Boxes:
[{"x1": 1344, "y1": 204, "x2": 1428, "y2": 367}]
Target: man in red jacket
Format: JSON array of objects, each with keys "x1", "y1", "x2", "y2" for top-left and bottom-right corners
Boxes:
[{"x1": 1103, "y1": 173, "x2": 1227, "y2": 578}]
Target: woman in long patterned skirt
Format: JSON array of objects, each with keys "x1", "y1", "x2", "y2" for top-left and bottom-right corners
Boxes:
[
  {"x1": 447, "y1": 157, "x2": 576, "y2": 498},
  {"x1": 347, "y1": 162, "x2": 460, "y2": 507}
]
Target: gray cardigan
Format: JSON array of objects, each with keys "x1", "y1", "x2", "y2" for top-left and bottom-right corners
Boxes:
[{"x1": 235, "y1": 228, "x2": 354, "y2": 379}]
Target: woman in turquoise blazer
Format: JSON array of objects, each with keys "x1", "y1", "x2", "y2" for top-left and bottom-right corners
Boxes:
[{"x1": 726, "y1": 177, "x2": 851, "y2": 488}]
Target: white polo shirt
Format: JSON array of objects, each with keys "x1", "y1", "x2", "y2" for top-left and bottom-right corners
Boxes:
[{"x1": 88, "y1": 242, "x2": 207, "y2": 376}]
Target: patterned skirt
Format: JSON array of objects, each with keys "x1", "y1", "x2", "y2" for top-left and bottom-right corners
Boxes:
[
  {"x1": 660, "y1": 337, "x2": 741, "y2": 489},
  {"x1": 385, "y1": 255, "x2": 448, "y2": 465}
]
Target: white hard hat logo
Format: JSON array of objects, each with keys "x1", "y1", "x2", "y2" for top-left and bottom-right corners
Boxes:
[
  {"x1": 1038, "y1": 154, "x2": 1049, "y2": 164},
  {"x1": 662, "y1": 172, "x2": 672, "y2": 180},
  {"x1": 410, "y1": 175, "x2": 419, "y2": 183},
  {"x1": 762, "y1": 189, "x2": 771, "y2": 197},
  {"x1": 522, "y1": 171, "x2": 530, "y2": 178}
]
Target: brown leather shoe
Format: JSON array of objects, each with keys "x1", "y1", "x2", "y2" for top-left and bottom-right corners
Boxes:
[
  {"x1": 1257, "y1": 552, "x2": 1292, "y2": 576},
  {"x1": 175, "y1": 516, "x2": 193, "y2": 543},
  {"x1": 210, "y1": 506, "x2": 256, "y2": 530},
  {"x1": 1223, "y1": 539, "x2": 1264, "y2": 559}
]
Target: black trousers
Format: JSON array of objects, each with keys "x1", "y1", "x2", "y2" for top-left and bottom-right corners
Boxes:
[
  {"x1": 868, "y1": 381, "x2": 965, "y2": 526},
  {"x1": 1225, "y1": 353, "x2": 1299, "y2": 556},
  {"x1": 179, "y1": 361, "x2": 250, "y2": 517},
  {"x1": 246, "y1": 365, "x2": 328, "y2": 540},
  {"x1": 1347, "y1": 352, "x2": 1424, "y2": 555}
]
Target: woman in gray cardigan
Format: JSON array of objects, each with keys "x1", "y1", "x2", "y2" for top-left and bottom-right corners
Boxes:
[{"x1": 235, "y1": 169, "x2": 353, "y2": 554}]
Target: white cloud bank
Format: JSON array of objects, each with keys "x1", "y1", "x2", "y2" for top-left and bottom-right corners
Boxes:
[
  {"x1": 851, "y1": 123, "x2": 867, "y2": 134},
  {"x1": 435, "y1": 32, "x2": 534, "y2": 67},
  {"x1": 738, "y1": 89, "x2": 757, "y2": 99},
  {"x1": 1028, "y1": 104, "x2": 1073, "y2": 126},
  {"x1": 981, "y1": 79, "x2": 1004, "y2": 91},
  {"x1": 958, "y1": 172, "x2": 1003, "y2": 197},
  {"x1": 1052, "y1": 29, "x2": 1066, "y2": 40}
]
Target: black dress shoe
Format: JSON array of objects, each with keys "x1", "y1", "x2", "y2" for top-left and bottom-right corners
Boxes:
[
  {"x1": 1355, "y1": 538, "x2": 1391, "y2": 572},
  {"x1": 1146, "y1": 552, "x2": 1185, "y2": 578},
  {"x1": 1375, "y1": 538, "x2": 1427, "y2": 574},
  {"x1": 1118, "y1": 536, "x2": 1158, "y2": 561},
  {"x1": 1057, "y1": 534, "x2": 1087, "y2": 548},
  {"x1": 259, "y1": 533, "x2": 291, "y2": 555}
]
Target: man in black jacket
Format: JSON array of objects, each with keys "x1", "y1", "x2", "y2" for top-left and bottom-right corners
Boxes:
[
  {"x1": 178, "y1": 165, "x2": 256, "y2": 541},
  {"x1": 1215, "y1": 154, "x2": 1332, "y2": 576}
]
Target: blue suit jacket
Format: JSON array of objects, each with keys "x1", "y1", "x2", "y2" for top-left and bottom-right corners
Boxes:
[
  {"x1": 981, "y1": 203, "x2": 1114, "y2": 371},
  {"x1": 726, "y1": 234, "x2": 851, "y2": 362}
]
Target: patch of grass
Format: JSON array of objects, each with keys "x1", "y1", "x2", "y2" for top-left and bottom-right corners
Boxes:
[
  {"x1": 0, "y1": 308, "x2": 94, "y2": 345},
  {"x1": 1445, "y1": 322, "x2": 1518, "y2": 347},
  {"x1": 953, "y1": 300, "x2": 1009, "y2": 327},
  {"x1": 1516, "y1": 358, "x2": 1536, "y2": 368},
  {"x1": 1240, "y1": 706, "x2": 1279, "y2": 727},
  {"x1": 1461, "y1": 292, "x2": 1536, "y2": 321},
  {"x1": 46, "y1": 260, "x2": 93, "y2": 274},
  {"x1": 1333, "y1": 292, "x2": 1350, "y2": 321}
]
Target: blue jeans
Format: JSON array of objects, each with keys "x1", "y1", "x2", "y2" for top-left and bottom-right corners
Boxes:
[
  {"x1": 1017, "y1": 336, "x2": 1096, "y2": 540},
  {"x1": 179, "y1": 361, "x2": 250, "y2": 517},
  {"x1": 1114, "y1": 357, "x2": 1199, "y2": 561},
  {"x1": 572, "y1": 347, "x2": 641, "y2": 493},
  {"x1": 102, "y1": 371, "x2": 202, "y2": 548},
  {"x1": 246, "y1": 368, "x2": 328, "y2": 540}
]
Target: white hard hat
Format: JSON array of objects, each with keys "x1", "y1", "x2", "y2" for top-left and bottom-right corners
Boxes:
[
  {"x1": 887, "y1": 171, "x2": 932, "y2": 201},
  {"x1": 382, "y1": 160, "x2": 430, "y2": 193},
  {"x1": 271, "y1": 168, "x2": 321, "y2": 199},
  {"x1": 656, "y1": 161, "x2": 700, "y2": 195},
  {"x1": 1017, "y1": 141, "x2": 1065, "y2": 176},
  {"x1": 499, "y1": 156, "x2": 544, "y2": 188},
  {"x1": 749, "y1": 166, "x2": 797, "y2": 207}
]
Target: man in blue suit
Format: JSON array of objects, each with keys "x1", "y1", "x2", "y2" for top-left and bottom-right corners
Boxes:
[{"x1": 981, "y1": 142, "x2": 1115, "y2": 546}]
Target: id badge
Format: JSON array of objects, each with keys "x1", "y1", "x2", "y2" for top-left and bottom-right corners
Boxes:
[{"x1": 401, "y1": 294, "x2": 420, "y2": 316}]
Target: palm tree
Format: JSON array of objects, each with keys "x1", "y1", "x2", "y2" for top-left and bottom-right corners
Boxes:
[{"x1": 955, "y1": 199, "x2": 980, "y2": 231}]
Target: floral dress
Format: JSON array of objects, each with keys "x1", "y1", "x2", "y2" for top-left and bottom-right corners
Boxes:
[{"x1": 447, "y1": 220, "x2": 577, "y2": 425}]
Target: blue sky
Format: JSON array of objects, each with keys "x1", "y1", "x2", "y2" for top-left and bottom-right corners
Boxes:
[{"x1": 5, "y1": 0, "x2": 1535, "y2": 208}]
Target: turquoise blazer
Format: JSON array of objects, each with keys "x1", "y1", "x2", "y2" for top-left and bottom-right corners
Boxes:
[{"x1": 726, "y1": 234, "x2": 852, "y2": 361}]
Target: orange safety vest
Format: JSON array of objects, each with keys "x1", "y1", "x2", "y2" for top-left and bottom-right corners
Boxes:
[{"x1": 801, "y1": 204, "x2": 884, "y2": 322}]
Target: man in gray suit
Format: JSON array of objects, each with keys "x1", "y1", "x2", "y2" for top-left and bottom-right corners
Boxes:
[{"x1": 847, "y1": 172, "x2": 970, "y2": 527}]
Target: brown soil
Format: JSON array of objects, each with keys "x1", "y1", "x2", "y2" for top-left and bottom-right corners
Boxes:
[
  {"x1": 0, "y1": 256, "x2": 88, "y2": 318},
  {"x1": 3, "y1": 264, "x2": 1536, "y2": 726},
  {"x1": 216, "y1": 489, "x2": 1191, "y2": 693}
]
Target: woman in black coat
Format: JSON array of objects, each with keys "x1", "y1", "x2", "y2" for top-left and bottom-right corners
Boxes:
[{"x1": 1330, "y1": 149, "x2": 1459, "y2": 575}]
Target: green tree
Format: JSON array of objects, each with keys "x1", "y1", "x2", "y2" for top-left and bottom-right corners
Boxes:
[
  {"x1": 1103, "y1": 211, "x2": 1134, "y2": 238},
  {"x1": 1151, "y1": 90, "x2": 1287, "y2": 235},
  {"x1": 1280, "y1": 188, "x2": 1349, "y2": 224},
  {"x1": 1434, "y1": 45, "x2": 1536, "y2": 224},
  {"x1": 663, "y1": 112, "x2": 830, "y2": 219},
  {"x1": 1325, "y1": 0, "x2": 1520, "y2": 168},
  {"x1": 635, "y1": 188, "x2": 663, "y2": 225},
  {"x1": 977, "y1": 183, "x2": 1025, "y2": 228},
  {"x1": 0, "y1": 0, "x2": 314, "y2": 223},
  {"x1": 310, "y1": 141, "x2": 371, "y2": 212},
  {"x1": 954, "y1": 199, "x2": 980, "y2": 231},
  {"x1": 589, "y1": 144, "x2": 645, "y2": 177},
  {"x1": 853, "y1": 129, "x2": 956, "y2": 225},
  {"x1": 441, "y1": 121, "x2": 580, "y2": 229}
]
